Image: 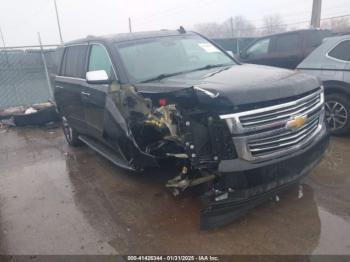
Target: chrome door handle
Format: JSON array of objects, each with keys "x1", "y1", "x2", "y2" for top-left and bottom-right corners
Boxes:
[
  {"x1": 81, "y1": 91, "x2": 90, "y2": 96},
  {"x1": 56, "y1": 85, "x2": 63, "y2": 89}
]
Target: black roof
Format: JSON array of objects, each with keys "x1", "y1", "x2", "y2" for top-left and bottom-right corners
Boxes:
[
  {"x1": 65, "y1": 30, "x2": 193, "y2": 46},
  {"x1": 260, "y1": 28, "x2": 332, "y2": 38}
]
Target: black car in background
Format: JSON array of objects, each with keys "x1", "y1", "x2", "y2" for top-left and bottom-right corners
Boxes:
[
  {"x1": 211, "y1": 37, "x2": 257, "y2": 54},
  {"x1": 238, "y1": 29, "x2": 333, "y2": 69},
  {"x1": 54, "y1": 29, "x2": 329, "y2": 229}
]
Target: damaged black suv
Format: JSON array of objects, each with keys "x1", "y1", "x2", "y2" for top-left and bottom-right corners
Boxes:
[{"x1": 54, "y1": 29, "x2": 329, "y2": 229}]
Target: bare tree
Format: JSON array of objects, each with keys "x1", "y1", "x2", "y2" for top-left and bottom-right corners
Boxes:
[
  {"x1": 193, "y1": 22, "x2": 227, "y2": 38},
  {"x1": 321, "y1": 17, "x2": 350, "y2": 33},
  {"x1": 193, "y1": 16, "x2": 256, "y2": 38},
  {"x1": 261, "y1": 14, "x2": 286, "y2": 35},
  {"x1": 222, "y1": 16, "x2": 256, "y2": 37}
]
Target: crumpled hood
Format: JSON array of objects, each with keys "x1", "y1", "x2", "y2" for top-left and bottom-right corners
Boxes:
[{"x1": 134, "y1": 64, "x2": 321, "y2": 107}]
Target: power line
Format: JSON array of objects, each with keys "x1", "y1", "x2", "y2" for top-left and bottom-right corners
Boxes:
[
  {"x1": 5, "y1": 0, "x2": 51, "y2": 30},
  {"x1": 132, "y1": 0, "x2": 216, "y2": 27},
  {"x1": 240, "y1": 13, "x2": 350, "y2": 33},
  {"x1": 132, "y1": 0, "x2": 205, "y2": 23}
]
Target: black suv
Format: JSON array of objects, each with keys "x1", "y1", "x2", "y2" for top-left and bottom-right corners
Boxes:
[
  {"x1": 54, "y1": 30, "x2": 329, "y2": 229},
  {"x1": 238, "y1": 29, "x2": 333, "y2": 69}
]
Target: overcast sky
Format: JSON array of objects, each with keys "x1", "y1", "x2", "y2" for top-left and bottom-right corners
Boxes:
[{"x1": 0, "y1": 0, "x2": 350, "y2": 46}]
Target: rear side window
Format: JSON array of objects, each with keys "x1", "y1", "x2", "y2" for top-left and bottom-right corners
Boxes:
[
  {"x1": 246, "y1": 38, "x2": 271, "y2": 56},
  {"x1": 328, "y1": 40, "x2": 350, "y2": 61},
  {"x1": 274, "y1": 33, "x2": 299, "y2": 52},
  {"x1": 305, "y1": 31, "x2": 323, "y2": 48},
  {"x1": 61, "y1": 45, "x2": 88, "y2": 78},
  {"x1": 88, "y1": 44, "x2": 114, "y2": 78}
]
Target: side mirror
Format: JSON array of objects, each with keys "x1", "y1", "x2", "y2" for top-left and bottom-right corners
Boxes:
[{"x1": 86, "y1": 70, "x2": 112, "y2": 84}]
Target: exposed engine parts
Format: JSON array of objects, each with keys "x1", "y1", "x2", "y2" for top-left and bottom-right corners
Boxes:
[
  {"x1": 125, "y1": 90, "x2": 235, "y2": 195},
  {"x1": 166, "y1": 167, "x2": 216, "y2": 196}
]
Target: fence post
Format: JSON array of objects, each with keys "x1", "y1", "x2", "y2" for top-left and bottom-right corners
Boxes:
[
  {"x1": 37, "y1": 32, "x2": 53, "y2": 99},
  {"x1": 0, "y1": 26, "x2": 10, "y2": 66}
]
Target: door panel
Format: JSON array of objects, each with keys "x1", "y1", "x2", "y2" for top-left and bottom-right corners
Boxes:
[
  {"x1": 55, "y1": 45, "x2": 88, "y2": 133},
  {"x1": 82, "y1": 83, "x2": 109, "y2": 139},
  {"x1": 56, "y1": 77, "x2": 87, "y2": 133},
  {"x1": 84, "y1": 43, "x2": 115, "y2": 139},
  {"x1": 344, "y1": 62, "x2": 350, "y2": 83}
]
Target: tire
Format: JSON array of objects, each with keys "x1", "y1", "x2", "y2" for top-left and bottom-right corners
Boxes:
[
  {"x1": 61, "y1": 116, "x2": 83, "y2": 146},
  {"x1": 325, "y1": 93, "x2": 350, "y2": 135}
]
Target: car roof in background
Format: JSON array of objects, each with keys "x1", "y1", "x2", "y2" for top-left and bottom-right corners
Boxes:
[
  {"x1": 241, "y1": 28, "x2": 333, "y2": 52},
  {"x1": 322, "y1": 33, "x2": 350, "y2": 42},
  {"x1": 64, "y1": 30, "x2": 197, "y2": 46},
  {"x1": 297, "y1": 33, "x2": 350, "y2": 68},
  {"x1": 260, "y1": 28, "x2": 332, "y2": 38}
]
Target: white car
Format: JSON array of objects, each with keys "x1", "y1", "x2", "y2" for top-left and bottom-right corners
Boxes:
[{"x1": 297, "y1": 34, "x2": 350, "y2": 134}]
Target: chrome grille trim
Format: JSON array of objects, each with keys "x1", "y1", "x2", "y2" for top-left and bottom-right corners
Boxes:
[
  {"x1": 240, "y1": 96, "x2": 320, "y2": 127},
  {"x1": 249, "y1": 120, "x2": 319, "y2": 153},
  {"x1": 220, "y1": 87, "x2": 325, "y2": 162},
  {"x1": 220, "y1": 87, "x2": 324, "y2": 135},
  {"x1": 249, "y1": 117, "x2": 319, "y2": 148}
]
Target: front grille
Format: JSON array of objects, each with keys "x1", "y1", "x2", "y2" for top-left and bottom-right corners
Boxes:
[
  {"x1": 220, "y1": 87, "x2": 325, "y2": 162},
  {"x1": 240, "y1": 90, "x2": 321, "y2": 129},
  {"x1": 248, "y1": 116, "x2": 319, "y2": 157}
]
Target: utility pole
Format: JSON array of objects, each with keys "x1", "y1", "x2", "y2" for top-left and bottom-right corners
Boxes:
[
  {"x1": 38, "y1": 32, "x2": 53, "y2": 98},
  {"x1": 54, "y1": 0, "x2": 64, "y2": 44},
  {"x1": 236, "y1": 17, "x2": 240, "y2": 55},
  {"x1": 230, "y1": 17, "x2": 234, "y2": 38},
  {"x1": 230, "y1": 17, "x2": 236, "y2": 54},
  {"x1": 128, "y1": 17, "x2": 132, "y2": 33},
  {"x1": 310, "y1": 0, "x2": 322, "y2": 28}
]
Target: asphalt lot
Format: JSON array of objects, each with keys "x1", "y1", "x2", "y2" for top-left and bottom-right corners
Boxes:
[{"x1": 0, "y1": 127, "x2": 350, "y2": 255}]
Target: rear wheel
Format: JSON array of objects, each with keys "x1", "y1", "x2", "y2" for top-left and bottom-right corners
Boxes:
[
  {"x1": 62, "y1": 116, "x2": 83, "y2": 146},
  {"x1": 325, "y1": 93, "x2": 350, "y2": 135}
]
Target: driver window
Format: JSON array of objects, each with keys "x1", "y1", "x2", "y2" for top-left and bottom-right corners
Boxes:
[
  {"x1": 246, "y1": 38, "x2": 271, "y2": 56},
  {"x1": 88, "y1": 44, "x2": 114, "y2": 78}
]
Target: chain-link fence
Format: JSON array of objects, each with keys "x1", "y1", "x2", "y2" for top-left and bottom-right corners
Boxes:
[
  {"x1": 0, "y1": 38, "x2": 255, "y2": 111},
  {"x1": 0, "y1": 45, "x2": 62, "y2": 110}
]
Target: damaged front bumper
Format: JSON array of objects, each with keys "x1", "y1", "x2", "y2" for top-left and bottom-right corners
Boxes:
[{"x1": 200, "y1": 123, "x2": 329, "y2": 229}]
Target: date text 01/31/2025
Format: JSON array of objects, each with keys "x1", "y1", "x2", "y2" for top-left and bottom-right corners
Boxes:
[{"x1": 126, "y1": 255, "x2": 220, "y2": 261}]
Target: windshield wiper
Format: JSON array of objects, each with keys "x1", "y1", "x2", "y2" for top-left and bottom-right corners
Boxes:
[
  {"x1": 141, "y1": 71, "x2": 188, "y2": 83},
  {"x1": 140, "y1": 64, "x2": 232, "y2": 83},
  {"x1": 189, "y1": 63, "x2": 232, "y2": 72}
]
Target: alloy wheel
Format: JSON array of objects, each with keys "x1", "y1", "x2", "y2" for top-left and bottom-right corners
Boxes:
[{"x1": 325, "y1": 100, "x2": 348, "y2": 131}]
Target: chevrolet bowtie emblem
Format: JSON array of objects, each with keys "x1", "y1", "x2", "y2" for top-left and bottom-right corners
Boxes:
[{"x1": 286, "y1": 116, "x2": 307, "y2": 129}]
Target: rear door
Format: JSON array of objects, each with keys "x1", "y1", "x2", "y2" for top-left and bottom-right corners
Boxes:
[
  {"x1": 322, "y1": 39, "x2": 350, "y2": 82},
  {"x1": 83, "y1": 43, "x2": 116, "y2": 139},
  {"x1": 55, "y1": 44, "x2": 88, "y2": 133},
  {"x1": 345, "y1": 60, "x2": 350, "y2": 84},
  {"x1": 268, "y1": 32, "x2": 302, "y2": 69}
]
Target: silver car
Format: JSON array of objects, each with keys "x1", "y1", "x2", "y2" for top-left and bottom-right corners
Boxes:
[{"x1": 297, "y1": 34, "x2": 350, "y2": 134}]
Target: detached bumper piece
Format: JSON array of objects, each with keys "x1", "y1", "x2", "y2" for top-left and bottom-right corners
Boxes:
[{"x1": 200, "y1": 132, "x2": 329, "y2": 230}]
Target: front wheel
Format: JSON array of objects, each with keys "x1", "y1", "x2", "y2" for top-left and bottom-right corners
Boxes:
[
  {"x1": 325, "y1": 93, "x2": 350, "y2": 135},
  {"x1": 62, "y1": 116, "x2": 83, "y2": 146}
]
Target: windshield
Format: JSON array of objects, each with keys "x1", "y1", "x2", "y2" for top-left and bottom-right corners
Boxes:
[{"x1": 115, "y1": 34, "x2": 235, "y2": 82}]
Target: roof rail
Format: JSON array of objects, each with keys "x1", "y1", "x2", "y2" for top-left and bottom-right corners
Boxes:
[{"x1": 178, "y1": 26, "x2": 186, "y2": 34}]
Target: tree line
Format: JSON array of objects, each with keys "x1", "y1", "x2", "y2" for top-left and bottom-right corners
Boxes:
[{"x1": 192, "y1": 14, "x2": 350, "y2": 38}]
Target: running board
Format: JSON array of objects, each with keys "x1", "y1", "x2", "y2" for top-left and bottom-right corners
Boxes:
[{"x1": 78, "y1": 135, "x2": 136, "y2": 172}]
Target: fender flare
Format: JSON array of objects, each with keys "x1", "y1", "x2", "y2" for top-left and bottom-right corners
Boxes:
[{"x1": 323, "y1": 80, "x2": 350, "y2": 97}]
